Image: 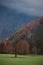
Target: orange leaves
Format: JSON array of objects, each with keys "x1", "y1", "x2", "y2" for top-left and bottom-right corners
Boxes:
[{"x1": 15, "y1": 40, "x2": 29, "y2": 55}]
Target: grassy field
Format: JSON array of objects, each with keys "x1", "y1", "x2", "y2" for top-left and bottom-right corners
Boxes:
[{"x1": 0, "y1": 54, "x2": 43, "y2": 65}]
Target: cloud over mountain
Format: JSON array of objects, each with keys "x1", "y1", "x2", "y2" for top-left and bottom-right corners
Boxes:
[{"x1": 0, "y1": 0, "x2": 43, "y2": 16}]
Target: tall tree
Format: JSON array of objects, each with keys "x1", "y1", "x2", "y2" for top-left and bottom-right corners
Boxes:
[{"x1": 14, "y1": 40, "x2": 29, "y2": 57}]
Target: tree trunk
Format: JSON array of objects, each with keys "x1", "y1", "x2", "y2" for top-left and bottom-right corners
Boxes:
[{"x1": 15, "y1": 53, "x2": 17, "y2": 58}]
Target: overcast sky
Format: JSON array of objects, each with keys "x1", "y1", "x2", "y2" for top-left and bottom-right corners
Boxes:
[{"x1": 0, "y1": 0, "x2": 43, "y2": 16}]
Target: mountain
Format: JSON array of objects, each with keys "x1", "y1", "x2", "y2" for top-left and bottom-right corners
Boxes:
[
  {"x1": 0, "y1": 5, "x2": 38, "y2": 40},
  {"x1": 0, "y1": 16, "x2": 43, "y2": 55},
  {"x1": 8, "y1": 16, "x2": 43, "y2": 42},
  {"x1": 7, "y1": 16, "x2": 43, "y2": 55}
]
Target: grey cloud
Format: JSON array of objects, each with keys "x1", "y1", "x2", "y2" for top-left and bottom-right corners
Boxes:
[{"x1": 0, "y1": 0, "x2": 43, "y2": 16}]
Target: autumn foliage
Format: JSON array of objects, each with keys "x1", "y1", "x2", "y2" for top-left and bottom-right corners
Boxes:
[
  {"x1": 0, "y1": 40, "x2": 13, "y2": 53},
  {"x1": 14, "y1": 40, "x2": 29, "y2": 55}
]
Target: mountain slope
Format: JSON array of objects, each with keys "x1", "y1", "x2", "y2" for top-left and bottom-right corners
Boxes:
[
  {"x1": 7, "y1": 16, "x2": 43, "y2": 54},
  {"x1": 8, "y1": 16, "x2": 43, "y2": 43},
  {"x1": 0, "y1": 16, "x2": 43, "y2": 54},
  {"x1": 0, "y1": 5, "x2": 38, "y2": 40}
]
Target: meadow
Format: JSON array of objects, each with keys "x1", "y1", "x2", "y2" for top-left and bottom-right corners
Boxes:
[{"x1": 0, "y1": 54, "x2": 43, "y2": 65}]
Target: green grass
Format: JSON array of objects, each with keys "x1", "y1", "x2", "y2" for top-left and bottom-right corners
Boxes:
[{"x1": 0, "y1": 54, "x2": 43, "y2": 65}]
